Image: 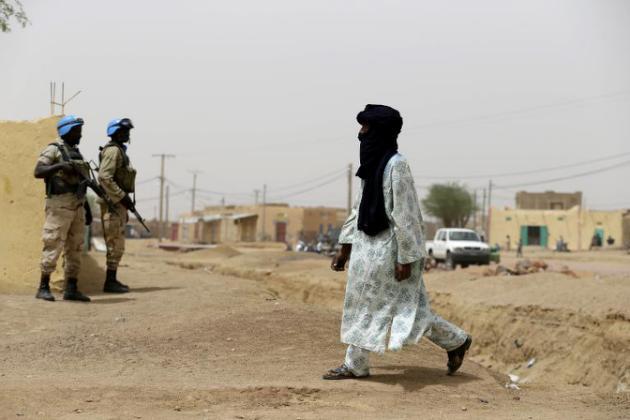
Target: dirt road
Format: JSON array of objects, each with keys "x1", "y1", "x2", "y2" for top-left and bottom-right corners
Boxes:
[{"x1": 1, "y1": 245, "x2": 628, "y2": 419}]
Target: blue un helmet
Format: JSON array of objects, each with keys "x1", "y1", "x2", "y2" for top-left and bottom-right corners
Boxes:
[
  {"x1": 107, "y1": 118, "x2": 134, "y2": 137},
  {"x1": 57, "y1": 115, "x2": 85, "y2": 137}
]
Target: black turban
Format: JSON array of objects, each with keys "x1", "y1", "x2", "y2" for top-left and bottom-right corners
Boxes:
[{"x1": 355, "y1": 104, "x2": 403, "y2": 236}]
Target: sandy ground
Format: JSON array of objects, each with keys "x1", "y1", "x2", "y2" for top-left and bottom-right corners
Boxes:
[{"x1": 1, "y1": 242, "x2": 629, "y2": 419}]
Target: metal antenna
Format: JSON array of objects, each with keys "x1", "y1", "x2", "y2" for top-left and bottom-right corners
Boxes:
[{"x1": 49, "y1": 81, "x2": 82, "y2": 115}]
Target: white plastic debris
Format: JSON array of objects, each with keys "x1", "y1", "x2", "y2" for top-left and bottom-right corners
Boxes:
[
  {"x1": 527, "y1": 358, "x2": 536, "y2": 368},
  {"x1": 91, "y1": 237, "x2": 107, "y2": 252},
  {"x1": 508, "y1": 374, "x2": 520, "y2": 383}
]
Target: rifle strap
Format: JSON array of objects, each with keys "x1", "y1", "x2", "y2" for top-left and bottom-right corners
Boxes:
[{"x1": 49, "y1": 142, "x2": 85, "y2": 162}]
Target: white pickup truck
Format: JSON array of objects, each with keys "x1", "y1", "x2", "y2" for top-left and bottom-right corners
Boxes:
[{"x1": 425, "y1": 228, "x2": 491, "y2": 269}]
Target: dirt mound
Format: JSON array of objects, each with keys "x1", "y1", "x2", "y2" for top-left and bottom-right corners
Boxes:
[
  {"x1": 0, "y1": 117, "x2": 105, "y2": 294},
  {"x1": 183, "y1": 249, "x2": 630, "y2": 394}
]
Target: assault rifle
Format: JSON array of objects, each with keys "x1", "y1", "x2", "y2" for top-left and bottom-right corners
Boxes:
[
  {"x1": 125, "y1": 196, "x2": 151, "y2": 234},
  {"x1": 88, "y1": 162, "x2": 151, "y2": 234}
]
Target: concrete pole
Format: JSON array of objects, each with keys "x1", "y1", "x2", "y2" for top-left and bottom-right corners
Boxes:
[
  {"x1": 189, "y1": 170, "x2": 202, "y2": 213},
  {"x1": 262, "y1": 184, "x2": 267, "y2": 241},
  {"x1": 165, "y1": 185, "x2": 170, "y2": 239},
  {"x1": 158, "y1": 155, "x2": 165, "y2": 240},
  {"x1": 192, "y1": 173, "x2": 197, "y2": 213},
  {"x1": 152, "y1": 154, "x2": 175, "y2": 241},
  {"x1": 481, "y1": 188, "x2": 487, "y2": 239},
  {"x1": 472, "y1": 190, "x2": 478, "y2": 230},
  {"x1": 487, "y1": 180, "x2": 493, "y2": 243}
]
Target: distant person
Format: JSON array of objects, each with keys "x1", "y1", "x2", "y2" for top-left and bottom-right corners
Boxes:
[
  {"x1": 607, "y1": 235, "x2": 615, "y2": 246},
  {"x1": 325, "y1": 104, "x2": 471, "y2": 380},
  {"x1": 506, "y1": 235, "x2": 511, "y2": 251},
  {"x1": 556, "y1": 235, "x2": 569, "y2": 252},
  {"x1": 516, "y1": 239, "x2": 523, "y2": 258},
  {"x1": 98, "y1": 118, "x2": 137, "y2": 293},
  {"x1": 33, "y1": 115, "x2": 92, "y2": 302},
  {"x1": 590, "y1": 233, "x2": 601, "y2": 250}
]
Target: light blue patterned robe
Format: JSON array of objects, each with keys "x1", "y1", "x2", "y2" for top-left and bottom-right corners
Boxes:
[{"x1": 339, "y1": 154, "x2": 466, "y2": 354}]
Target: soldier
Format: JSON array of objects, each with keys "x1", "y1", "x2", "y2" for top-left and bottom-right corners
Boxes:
[
  {"x1": 98, "y1": 118, "x2": 137, "y2": 293},
  {"x1": 33, "y1": 115, "x2": 92, "y2": 302}
]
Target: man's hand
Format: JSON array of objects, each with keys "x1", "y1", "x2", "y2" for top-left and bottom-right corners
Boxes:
[
  {"x1": 395, "y1": 263, "x2": 412, "y2": 281},
  {"x1": 331, "y1": 243, "x2": 352, "y2": 272}
]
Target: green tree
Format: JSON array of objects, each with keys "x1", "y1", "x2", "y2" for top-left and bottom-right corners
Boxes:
[
  {"x1": 421, "y1": 183, "x2": 476, "y2": 228},
  {"x1": 1, "y1": 0, "x2": 28, "y2": 33}
]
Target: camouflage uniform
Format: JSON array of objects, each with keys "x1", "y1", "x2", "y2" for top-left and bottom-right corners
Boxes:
[
  {"x1": 98, "y1": 143, "x2": 136, "y2": 270},
  {"x1": 38, "y1": 140, "x2": 87, "y2": 278}
]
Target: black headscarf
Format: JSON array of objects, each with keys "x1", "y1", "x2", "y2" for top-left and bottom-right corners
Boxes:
[{"x1": 355, "y1": 104, "x2": 403, "y2": 236}]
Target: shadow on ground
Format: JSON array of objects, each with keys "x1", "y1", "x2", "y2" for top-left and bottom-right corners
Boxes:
[
  {"x1": 130, "y1": 286, "x2": 182, "y2": 293},
  {"x1": 367, "y1": 365, "x2": 480, "y2": 392},
  {"x1": 90, "y1": 297, "x2": 137, "y2": 304}
]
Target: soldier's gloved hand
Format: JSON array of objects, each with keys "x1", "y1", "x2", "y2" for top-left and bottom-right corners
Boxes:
[
  {"x1": 57, "y1": 162, "x2": 76, "y2": 174},
  {"x1": 120, "y1": 194, "x2": 134, "y2": 210},
  {"x1": 84, "y1": 202, "x2": 93, "y2": 226}
]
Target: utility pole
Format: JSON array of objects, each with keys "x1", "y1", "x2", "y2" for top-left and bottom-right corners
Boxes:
[
  {"x1": 189, "y1": 170, "x2": 202, "y2": 213},
  {"x1": 152, "y1": 154, "x2": 175, "y2": 241},
  {"x1": 472, "y1": 190, "x2": 478, "y2": 230},
  {"x1": 261, "y1": 184, "x2": 267, "y2": 241},
  {"x1": 347, "y1": 163, "x2": 353, "y2": 215},
  {"x1": 481, "y1": 188, "x2": 487, "y2": 239},
  {"x1": 165, "y1": 185, "x2": 170, "y2": 240},
  {"x1": 487, "y1": 180, "x2": 493, "y2": 243},
  {"x1": 254, "y1": 189, "x2": 260, "y2": 206}
]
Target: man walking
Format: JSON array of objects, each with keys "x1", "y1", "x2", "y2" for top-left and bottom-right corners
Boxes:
[
  {"x1": 324, "y1": 105, "x2": 471, "y2": 379},
  {"x1": 98, "y1": 118, "x2": 136, "y2": 293},
  {"x1": 33, "y1": 115, "x2": 92, "y2": 302}
]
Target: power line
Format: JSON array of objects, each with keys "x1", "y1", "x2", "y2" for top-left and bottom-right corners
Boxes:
[
  {"x1": 163, "y1": 177, "x2": 251, "y2": 198},
  {"x1": 136, "y1": 189, "x2": 187, "y2": 202},
  {"x1": 195, "y1": 188, "x2": 252, "y2": 198},
  {"x1": 495, "y1": 159, "x2": 630, "y2": 190},
  {"x1": 414, "y1": 150, "x2": 630, "y2": 180},
  {"x1": 404, "y1": 89, "x2": 630, "y2": 132},
  {"x1": 270, "y1": 173, "x2": 346, "y2": 200},
  {"x1": 136, "y1": 176, "x2": 160, "y2": 185},
  {"x1": 252, "y1": 90, "x2": 630, "y2": 149},
  {"x1": 269, "y1": 167, "x2": 347, "y2": 193}
]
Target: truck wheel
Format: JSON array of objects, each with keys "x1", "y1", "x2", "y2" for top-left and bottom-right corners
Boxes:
[
  {"x1": 461, "y1": 263, "x2": 469, "y2": 269},
  {"x1": 445, "y1": 252, "x2": 455, "y2": 270}
]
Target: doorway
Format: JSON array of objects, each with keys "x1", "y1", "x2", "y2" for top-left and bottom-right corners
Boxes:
[
  {"x1": 275, "y1": 222, "x2": 287, "y2": 243},
  {"x1": 520, "y1": 225, "x2": 549, "y2": 247}
]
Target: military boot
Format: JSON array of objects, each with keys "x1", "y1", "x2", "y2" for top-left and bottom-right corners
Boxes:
[
  {"x1": 35, "y1": 273, "x2": 55, "y2": 301},
  {"x1": 103, "y1": 269, "x2": 129, "y2": 293},
  {"x1": 63, "y1": 278, "x2": 91, "y2": 302}
]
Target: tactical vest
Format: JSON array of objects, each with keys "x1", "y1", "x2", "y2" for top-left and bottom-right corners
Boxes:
[
  {"x1": 45, "y1": 143, "x2": 90, "y2": 198},
  {"x1": 99, "y1": 142, "x2": 136, "y2": 193}
]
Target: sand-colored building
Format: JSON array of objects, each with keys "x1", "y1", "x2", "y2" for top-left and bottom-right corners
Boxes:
[
  {"x1": 178, "y1": 203, "x2": 346, "y2": 245},
  {"x1": 490, "y1": 206, "x2": 629, "y2": 250},
  {"x1": 516, "y1": 191, "x2": 582, "y2": 210}
]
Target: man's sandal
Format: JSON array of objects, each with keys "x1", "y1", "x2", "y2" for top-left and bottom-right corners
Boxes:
[
  {"x1": 447, "y1": 336, "x2": 472, "y2": 375},
  {"x1": 322, "y1": 364, "x2": 369, "y2": 380}
]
